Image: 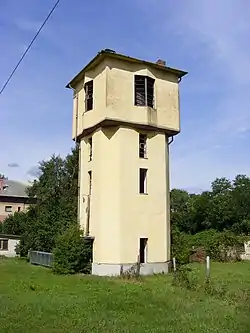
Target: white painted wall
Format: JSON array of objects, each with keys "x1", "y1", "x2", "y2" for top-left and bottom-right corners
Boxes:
[{"x1": 0, "y1": 238, "x2": 19, "y2": 257}]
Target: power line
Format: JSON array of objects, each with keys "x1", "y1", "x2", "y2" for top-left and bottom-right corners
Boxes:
[{"x1": 0, "y1": 0, "x2": 62, "y2": 96}]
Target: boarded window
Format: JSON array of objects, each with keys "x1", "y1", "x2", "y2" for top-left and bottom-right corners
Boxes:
[
  {"x1": 85, "y1": 80, "x2": 93, "y2": 111},
  {"x1": 88, "y1": 138, "x2": 93, "y2": 161},
  {"x1": 139, "y1": 134, "x2": 147, "y2": 158},
  {"x1": 134, "y1": 75, "x2": 154, "y2": 107}
]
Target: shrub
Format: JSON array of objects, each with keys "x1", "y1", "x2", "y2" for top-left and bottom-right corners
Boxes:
[
  {"x1": 171, "y1": 226, "x2": 192, "y2": 265},
  {"x1": 172, "y1": 265, "x2": 198, "y2": 290},
  {"x1": 52, "y1": 225, "x2": 92, "y2": 275},
  {"x1": 189, "y1": 230, "x2": 246, "y2": 262}
]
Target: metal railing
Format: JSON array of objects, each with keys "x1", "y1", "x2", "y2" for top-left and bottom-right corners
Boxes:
[{"x1": 29, "y1": 250, "x2": 54, "y2": 268}]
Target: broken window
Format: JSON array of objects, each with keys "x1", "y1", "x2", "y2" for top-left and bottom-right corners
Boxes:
[
  {"x1": 134, "y1": 75, "x2": 154, "y2": 107},
  {"x1": 139, "y1": 238, "x2": 148, "y2": 263},
  {"x1": 139, "y1": 134, "x2": 147, "y2": 158},
  {"x1": 139, "y1": 168, "x2": 147, "y2": 194},
  {"x1": 85, "y1": 80, "x2": 93, "y2": 111},
  {"x1": 88, "y1": 137, "x2": 92, "y2": 161}
]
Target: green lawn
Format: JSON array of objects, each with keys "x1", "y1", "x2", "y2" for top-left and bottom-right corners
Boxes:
[{"x1": 1, "y1": 259, "x2": 250, "y2": 333}]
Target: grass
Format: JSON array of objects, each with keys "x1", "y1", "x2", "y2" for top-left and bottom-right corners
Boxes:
[{"x1": 1, "y1": 259, "x2": 250, "y2": 333}]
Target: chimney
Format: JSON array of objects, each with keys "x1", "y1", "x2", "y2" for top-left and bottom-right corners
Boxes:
[{"x1": 156, "y1": 59, "x2": 166, "y2": 66}]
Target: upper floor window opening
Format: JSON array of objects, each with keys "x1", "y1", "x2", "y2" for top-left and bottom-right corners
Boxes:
[
  {"x1": 5, "y1": 205, "x2": 12, "y2": 213},
  {"x1": 139, "y1": 168, "x2": 148, "y2": 194},
  {"x1": 134, "y1": 75, "x2": 155, "y2": 108},
  {"x1": 84, "y1": 80, "x2": 93, "y2": 111},
  {"x1": 88, "y1": 137, "x2": 93, "y2": 161},
  {"x1": 139, "y1": 133, "x2": 147, "y2": 158}
]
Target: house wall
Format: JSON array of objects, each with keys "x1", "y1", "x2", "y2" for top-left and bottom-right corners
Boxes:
[
  {"x1": 0, "y1": 198, "x2": 29, "y2": 222},
  {"x1": 72, "y1": 58, "x2": 180, "y2": 138},
  {"x1": 0, "y1": 238, "x2": 20, "y2": 257}
]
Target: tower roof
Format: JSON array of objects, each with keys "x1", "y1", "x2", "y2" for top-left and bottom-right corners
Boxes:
[{"x1": 66, "y1": 49, "x2": 188, "y2": 89}]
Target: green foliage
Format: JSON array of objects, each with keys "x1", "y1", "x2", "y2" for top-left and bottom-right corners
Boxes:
[
  {"x1": 172, "y1": 265, "x2": 198, "y2": 290},
  {"x1": 52, "y1": 224, "x2": 92, "y2": 275},
  {"x1": 16, "y1": 146, "x2": 79, "y2": 256},
  {"x1": 170, "y1": 174, "x2": 250, "y2": 235},
  {"x1": 2, "y1": 212, "x2": 28, "y2": 235},
  {"x1": 189, "y1": 230, "x2": 246, "y2": 262},
  {"x1": 171, "y1": 225, "x2": 191, "y2": 265}
]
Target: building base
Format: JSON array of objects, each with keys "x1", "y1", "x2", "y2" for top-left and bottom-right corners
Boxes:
[{"x1": 92, "y1": 262, "x2": 170, "y2": 276}]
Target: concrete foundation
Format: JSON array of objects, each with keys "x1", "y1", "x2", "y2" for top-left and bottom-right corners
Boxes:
[{"x1": 92, "y1": 262, "x2": 171, "y2": 276}]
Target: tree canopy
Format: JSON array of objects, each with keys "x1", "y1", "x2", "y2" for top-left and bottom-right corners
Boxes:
[
  {"x1": 171, "y1": 175, "x2": 250, "y2": 235},
  {"x1": 3, "y1": 145, "x2": 79, "y2": 255}
]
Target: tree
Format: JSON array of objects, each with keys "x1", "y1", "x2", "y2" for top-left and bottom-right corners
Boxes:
[
  {"x1": 53, "y1": 224, "x2": 92, "y2": 275},
  {"x1": 170, "y1": 189, "x2": 190, "y2": 232},
  {"x1": 2, "y1": 212, "x2": 28, "y2": 235},
  {"x1": 17, "y1": 146, "x2": 79, "y2": 255},
  {"x1": 170, "y1": 175, "x2": 250, "y2": 236}
]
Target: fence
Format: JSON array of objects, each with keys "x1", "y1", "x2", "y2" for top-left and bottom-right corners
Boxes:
[{"x1": 29, "y1": 250, "x2": 54, "y2": 268}]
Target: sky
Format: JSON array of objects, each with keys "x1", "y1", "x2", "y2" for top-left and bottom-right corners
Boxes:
[{"x1": 1, "y1": 0, "x2": 250, "y2": 192}]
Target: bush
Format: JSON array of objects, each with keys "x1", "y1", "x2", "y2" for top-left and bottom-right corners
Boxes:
[
  {"x1": 172, "y1": 265, "x2": 198, "y2": 289},
  {"x1": 2, "y1": 212, "x2": 27, "y2": 236},
  {"x1": 52, "y1": 225, "x2": 92, "y2": 275},
  {"x1": 189, "y1": 230, "x2": 246, "y2": 262},
  {"x1": 171, "y1": 226, "x2": 192, "y2": 265}
]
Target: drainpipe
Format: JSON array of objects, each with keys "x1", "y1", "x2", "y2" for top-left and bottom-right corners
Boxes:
[{"x1": 68, "y1": 84, "x2": 81, "y2": 226}]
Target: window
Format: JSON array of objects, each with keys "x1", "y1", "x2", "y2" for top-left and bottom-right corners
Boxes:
[
  {"x1": 88, "y1": 137, "x2": 92, "y2": 161},
  {"x1": 139, "y1": 238, "x2": 148, "y2": 263},
  {"x1": 5, "y1": 206, "x2": 12, "y2": 213},
  {"x1": 0, "y1": 239, "x2": 8, "y2": 251},
  {"x1": 139, "y1": 168, "x2": 147, "y2": 194},
  {"x1": 134, "y1": 75, "x2": 155, "y2": 107},
  {"x1": 139, "y1": 134, "x2": 147, "y2": 158},
  {"x1": 88, "y1": 171, "x2": 92, "y2": 195},
  {"x1": 84, "y1": 80, "x2": 93, "y2": 111},
  {"x1": 18, "y1": 207, "x2": 21, "y2": 212}
]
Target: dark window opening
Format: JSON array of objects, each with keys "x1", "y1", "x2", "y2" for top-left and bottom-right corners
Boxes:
[
  {"x1": 85, "y1": 80, "x2": 93, "y2": 111},
  {"x1": 18, "y1": 207, "x2": 21, "y2": 212},
  {"x1": 89, "y1": 138, "x2": 92, "y2": 161},
  {"x1": 139, "y1": 238, "x2": 148, "y2": 263},
  {"x1": 139, "y1": 168, "x2": 147, "y2": 194},
  {"x1": 139, "y1": 134, "x2": 147, "y2": 158},
  {"x1": 134, "y1": 75, "x2": 154, "y2": 107},
  {"x1": 0, "y1": 239, "x2": 8, "y2": 251},
  {"x1": 5, "y1": 206, "x2": 12, "y2": 213},
  {"x1": 88, "y1": 171, "x2": 92, "y2": 195}
]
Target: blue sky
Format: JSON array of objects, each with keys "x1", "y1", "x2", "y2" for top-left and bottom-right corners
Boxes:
[{"x1": 1, "y1": 0, "x2": 250, "y2": 192}]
